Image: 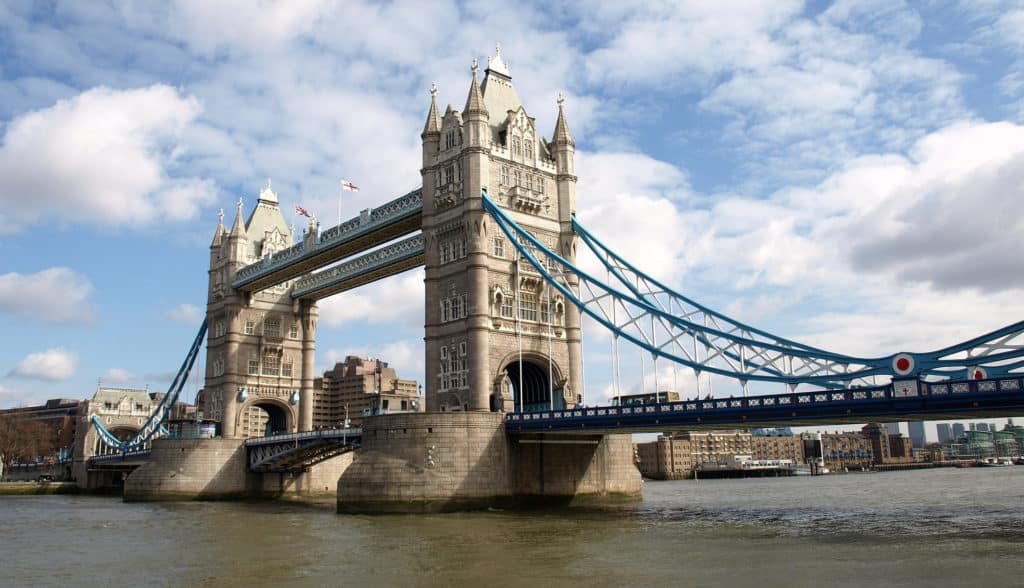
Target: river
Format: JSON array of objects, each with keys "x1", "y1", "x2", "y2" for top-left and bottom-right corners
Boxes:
[{"x1": 2, "y1": 467, "x2": 1021, "y2": 587}]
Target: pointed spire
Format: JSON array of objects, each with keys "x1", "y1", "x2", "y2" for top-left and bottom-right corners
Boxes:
[
  {"x1": 210, "y1": 208, "x2": 225, "y2": 247},
  {"x1": 258, "y1": 178, "x2": 278, "y2": 204},
  {"x1": 422, "y1": 82, "x2": 441, "y2": 135},
  {"x1": 229, "y1": 197, "x2": 246, "y2": 238},
  {"x1": 553, "y1": 92, "x2": 574, "y2": 147},
  {"x1": 486, "y1": 42, "x2": 510, "y2": 78},
  {"x1": 464, "y1": 58, "x2": 487, "y2": 116}
]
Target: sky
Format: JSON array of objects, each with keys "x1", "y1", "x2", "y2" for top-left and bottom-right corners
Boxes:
[{"x1": 1, "y1": 1, "x2": 1022, "y2": 439}]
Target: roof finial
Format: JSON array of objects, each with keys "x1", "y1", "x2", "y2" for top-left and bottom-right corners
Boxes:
[
  {"x1": 471, "y1": 58, "x2": 479, "y2": 76},
  {"x1": 495, "y1": 42, "x2": 501, "y2": 57},
  {"x1": 430, "y1": 82, "x2": 438, "y2": 98},
  {"x1": 237, "y1": 197, "x2": 243, "y2": 212},
  {"x1": 218, "y1": 208, "x2": 224, "y2": 224},
  {"x1": 266, "y1": 178, "x2": 272, "y2": 190},
  {"x1": 557, "y1": 92, "x2": 565, "y2": 107}
]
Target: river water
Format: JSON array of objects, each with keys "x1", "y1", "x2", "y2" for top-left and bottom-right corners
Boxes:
[{"x1": 2, "y1": 467, "x2": 1022, "y2": 587}]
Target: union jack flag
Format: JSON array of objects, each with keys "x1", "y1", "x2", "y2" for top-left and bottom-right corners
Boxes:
[{"x1": 295, "y1": 206, "x2": 311, "y2": 218}]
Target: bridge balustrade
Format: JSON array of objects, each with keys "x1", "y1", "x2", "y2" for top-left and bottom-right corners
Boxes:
[
  {"x1": 505, "y1": 375, "x2": 1024, "y2": 430},
  {"x1": 233, "y1": 189, "x2": 423, "y2": 288}
]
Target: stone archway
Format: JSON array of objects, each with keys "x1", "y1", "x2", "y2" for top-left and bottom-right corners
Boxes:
[
  {"x1": 235, "y1": 398, "x2": 294, "y2": 438},
  {"x1": 498, "y1": 353, "x2": 565, "y2": 413}
]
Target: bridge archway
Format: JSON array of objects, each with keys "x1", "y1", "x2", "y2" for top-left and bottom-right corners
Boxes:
[
  {"x1": 499, "y1": 353, "x2": 565, "y2": 413},
  {"x1": 95, "y1": 426, "x2": 138, "y2": 456},
  {"x1": 235, "y1": 398, "x2": 293, "y2": 438}
]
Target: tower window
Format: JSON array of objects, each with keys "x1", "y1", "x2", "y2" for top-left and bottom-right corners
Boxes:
[
  {"x1": 500, "y1": 167, "x2": 508, "y2": 185},
  {"x1": 493, "y1": 237, "x2": 505, "y2": 258},
  {"x1": 248, "y1": 359, "x2": 259, "y2": 375},
  {"x1": 500, "y1": 295, "x2": 514, "y2": 318},
  {"x1": 245, "y1": 320, "x2": 255, "y2": 335},
  {"x1": 264, "y1": 317, "x2": 281, "y2": 337},
  {"x1": 288, "y1": 323, "x2": 298, "y2": 339},
  {"x1": 519, "y1": 292, "x2": 538, "y2": 322},
  {"x1": 281, "y1": 360, "x2": 293, "y2": 378}
]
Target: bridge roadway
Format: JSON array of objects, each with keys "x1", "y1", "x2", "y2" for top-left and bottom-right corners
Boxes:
[
  {"x1": 232, "y1": 189, "x2": 423, "y2": 293},
  {"x1": 245, "y1": 427, "x2": 361, "y2": 472},
  {"x1": 506, "y1": 376, "x2": 1024, "y2": 434}
]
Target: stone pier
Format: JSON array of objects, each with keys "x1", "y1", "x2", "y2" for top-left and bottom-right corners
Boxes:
[
  {"x1": 123, "y1": 437, "x2": 352, "y2": 501},
  {"x1": 337, "y1": 412, "x2": 641, "y2": 513}
]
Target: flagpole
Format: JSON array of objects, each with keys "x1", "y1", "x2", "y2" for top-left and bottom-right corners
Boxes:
[{"x1": 338, "y1": 180, "x2": 343, "y2": 227}]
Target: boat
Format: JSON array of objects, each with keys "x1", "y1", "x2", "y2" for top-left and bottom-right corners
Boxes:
[{"x1": 977, "y1": 457, "x2": 1014, "y2": 467}]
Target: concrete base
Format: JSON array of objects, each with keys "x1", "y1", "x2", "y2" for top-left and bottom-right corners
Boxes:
[
  {"x1": 337, "y1": 412, "x2": 641, "y2": 513},
  {"x1": 123, "y1": 438, "x2": 352, "y2": 502}
]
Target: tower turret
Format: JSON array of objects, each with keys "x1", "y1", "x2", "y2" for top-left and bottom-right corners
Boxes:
[{"x1": 463, "y1": 60, "x2": 489, "y2": 148}]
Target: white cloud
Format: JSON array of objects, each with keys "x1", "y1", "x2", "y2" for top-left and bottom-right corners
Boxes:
[
  {"x1": 167, "y1": 303, "x2": 203, "y2": 324},
  {"x1": 102, "y1": 368, "x2": 135, "y2": 384},
  {"x1": 8, "y1": 348, "x2": 78, "y2": 381},
  {"x1": 0, "y1": 267, "x2": 94, "y2": 324},
  {"x1": 0, "y1": 84, "x2": 215, "y2": 232},
  {"x1": 317, "y1": 270, "x2": 424, "y2": 329}
]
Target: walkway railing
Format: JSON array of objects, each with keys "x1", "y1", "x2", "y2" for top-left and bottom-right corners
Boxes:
[
  {"x1": 506, "y1": 375, "x2": 1024, "y2": 430},
  {"x1": 232, "y1": 188, "x2": 423, "y2": 289}
]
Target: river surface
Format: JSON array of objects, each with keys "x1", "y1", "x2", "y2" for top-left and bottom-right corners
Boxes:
[{"x1": 2, "y1": 467, "x2": 1022, "y2": 587}]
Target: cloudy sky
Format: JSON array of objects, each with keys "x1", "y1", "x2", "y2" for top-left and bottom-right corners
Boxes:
[{"x1": 1, "y1": 1, "x2": 1022, "y2": 439}]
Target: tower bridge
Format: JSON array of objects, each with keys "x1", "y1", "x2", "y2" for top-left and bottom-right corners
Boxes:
[{"x1": 77, "y1": 46, "x2": 1024, "y2": 510}]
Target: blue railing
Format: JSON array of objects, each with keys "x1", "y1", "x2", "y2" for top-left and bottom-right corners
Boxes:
[
  {"x1": 506, "y1": 375, "x2": 1024, "y2": 426},
  {"x1": 232, "y1": 188, "x2": 422, "y2": 288}
]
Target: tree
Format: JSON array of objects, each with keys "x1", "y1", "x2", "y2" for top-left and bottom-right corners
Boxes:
[{"x1": 0, "y1": 414, "x2": 54, "y2": 481}]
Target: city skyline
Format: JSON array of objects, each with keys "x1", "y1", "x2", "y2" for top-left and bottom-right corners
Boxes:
[{"x1": 2, "y1": 2, "x2": 1023, "y2": 415}]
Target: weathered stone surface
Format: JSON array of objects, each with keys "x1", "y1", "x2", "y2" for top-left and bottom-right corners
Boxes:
[
  {"x1": 338, "y1": 413, "x2": 641, "y2": 513},
  {"x1": 124, "y1": 438, "x2": 353, "y2": 501}
]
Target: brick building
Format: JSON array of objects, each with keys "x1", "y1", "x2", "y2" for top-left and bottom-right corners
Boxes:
[{"x1": 313, "y1": 356, "x2": 420, "y2": 428}]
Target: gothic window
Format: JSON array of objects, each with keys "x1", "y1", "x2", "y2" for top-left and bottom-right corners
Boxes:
[
  {"x1": 248, "y1": 358, "x2": 260, "y2": 376},
  {"x1": 262, "y1": 349, "x2": 281, "y2": 376},
  {"x1": 457, "y1": 239, "x2": 466, "y2": 258},
  {"x1": 541, "y1": 298, "x2": 551, "y2": 324},
  {"x1": 493, "y1": 237, "x2": 504, "y2": 258},
  {"x1": 513, "y1": 136, "x2": 521, "y2": 156},
  {"x1": 440, "y1": 346, "x2": 448, "y2": 360},
  {"x1": 459, "y1": 341, "x2": 467, "y2": 356},
  {"x1": 500, "y1": 166, "x2": 509, "y2": 185},
  {"x1": 537, "y1": 177, "x2": 544, "y2": 194},
  {"x1": 519, "y1": 292, "x2": 538, "y2": 322},
  {"x1": 444, "y1": 165, "x2": 454, "y2": 185},
  {"x1": 526, "y1": 175, "x2": 533, "y2": 191},
  {"x1": 513, "y1": 170, "x2": 521, "y2": 186},
  {"x1": 441, "y1": 299, "x2": 450, "y2": 322},
  {"x1": 445, "y1": 130, "x2": 456, "y2": 149},
  {"x1": 525, "y1": 140, "x2": 533, "y2": 159},
  {"x1": 264, "y1": 317, "x2": 281, "y2": 337},
  {"x1": 500, "y1": 294, "x2": 514, "y2": 318},
  {"x1": 288, "y1": 323, "x2": 298, "y2": 339},
  {"x1": 281, "y1": 359, "x2": 293, "y2": 378},
  {"x1": 213, "y1": 321, "x2": 225, "y2": 338},
  {"x1": 245, "y1": 320, "x2": 255, "y2": 335}
]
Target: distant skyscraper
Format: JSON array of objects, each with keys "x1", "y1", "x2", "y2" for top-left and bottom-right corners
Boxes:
[
  {"x1": 907, "y1": 421, "x2": 927, "y2": 447},
  {"x1": 936, "y1": 423, "x2": 953, "y2": 443},
  {"x1": 952, "y1": 423, "x2": 966, "y2": 437},
  {"x1": 975, "y1": 423, "x2": 990, "y2": 432}
]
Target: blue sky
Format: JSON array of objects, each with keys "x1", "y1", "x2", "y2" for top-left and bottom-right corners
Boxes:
[{"x1": 1, "y1": 1, "x2": 1023, "y2": 441}]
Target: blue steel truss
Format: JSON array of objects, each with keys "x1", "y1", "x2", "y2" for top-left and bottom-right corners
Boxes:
[
  {"x1": 482, "y1": 189, "x2": 1024, "y2": 389},
  {"x1": 91, "y1": 322, "x2": 207, "y2": 453}
]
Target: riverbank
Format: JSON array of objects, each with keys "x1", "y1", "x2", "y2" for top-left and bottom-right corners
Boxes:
[{"x1": 0, "y1": 481, "x2": 80, "y2": 496}]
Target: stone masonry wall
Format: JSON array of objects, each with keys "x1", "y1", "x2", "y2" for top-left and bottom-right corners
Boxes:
[{"x1": 338, "y1": 412, "x2": 511, "y2": 512}]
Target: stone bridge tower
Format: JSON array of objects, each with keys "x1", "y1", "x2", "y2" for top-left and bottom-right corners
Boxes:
[
  {"x1": 421, "y1": 46, "x2": 582, "y2": 413},
  {"x1": 204, "y1": 181, "x2": 318, "y2": 438}
]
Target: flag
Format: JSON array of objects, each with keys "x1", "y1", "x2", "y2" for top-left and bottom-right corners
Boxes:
[
  {"x1": 295, "y1": 206, "x2": 311, "y2": 218},
  {"x1": 340, "y1": 179, "x2": 360, "y2": 192}
]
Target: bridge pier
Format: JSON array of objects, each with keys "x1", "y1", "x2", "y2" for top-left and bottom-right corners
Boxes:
[
  {"x1": 337, "y1": 412, "x2": 641, "y2": 513},
  {"x1": 123, "y1": 438, "x2": 352, "y2": 501}
]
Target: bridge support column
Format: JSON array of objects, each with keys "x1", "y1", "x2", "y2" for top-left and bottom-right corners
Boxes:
[{"x1": 299, "y1": 301, "x2": 317, "y2": 431}]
